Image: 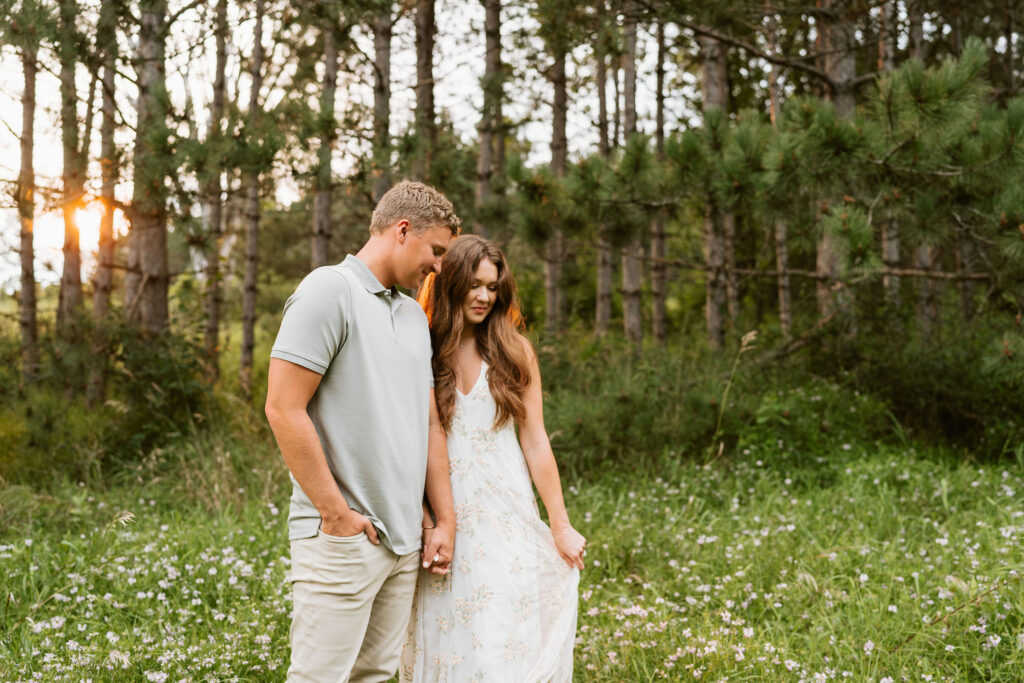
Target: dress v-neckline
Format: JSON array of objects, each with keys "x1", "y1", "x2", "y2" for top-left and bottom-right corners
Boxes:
[{"x1": 456, "y1": 359, "x2": 487, "y2": 398}]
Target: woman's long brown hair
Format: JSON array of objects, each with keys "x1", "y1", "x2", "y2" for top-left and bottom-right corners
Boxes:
[{"x1": 418, "y1": 235, "x2": 530, "y2": 433}]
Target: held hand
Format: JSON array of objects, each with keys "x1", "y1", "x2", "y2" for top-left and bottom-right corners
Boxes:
[
  {"x1": 553, "y1": 525, "x2": 586, "y2": 570},
  {"x1": 421, "y1": 521, "x2": 454, "y2": 575},
  {"x1": 321, "y1": 509, "x2": 380, "y2": 545}
]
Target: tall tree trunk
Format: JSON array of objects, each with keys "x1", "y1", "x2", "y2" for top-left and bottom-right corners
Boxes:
[
  {"x1": 545, "y1": 51, "x2": 567, "y2": 335},
  {"x1": 765, "y1": 0, "x2": 791, "y2": 337},
  {"x1": 373, "y1": 5, "x2": 392, "y2": 204},
  {"x1": 650, "y1": 21, "x2": 668, "y2": 346},
  {"x1": 700, "y1": 35, "x2": 728, "y2": 350},
  {"x1": 127, "y1": 0, "x2": 170, "y2": 334},
  {"x1": 88, "y1": 3, "x2": 119, "y2": 404},
  {"x1": 202, "y1": 0, "x2": 228, "y2": 381},
  {"x1": 594, "y1": 13, "x2": 613, "y2": 336},
  {"x1": 612, "y1": 55, "x2": 621, "y2": 148},
  {"x1": 621, "y1": 5, "x2": 642, "y2": 348},
  {"x1": 907, "y1": 0, "x2": 925, "y2": 61},
  {"x1": 414, "y1": 0, "x2": 436, "y2": 181},
  {"x1": 240, "y1": 0, "x2": 266, "y2": 399},
  {"x1": 878, "y1": 0, "x2": 900, "y2": 306},
  {"x1": 914, "y1": 245, "x2": 940, "y2": 340},
  {"x1": 58, "y1": 0, "x2": 84, "y2": 332},
  {"x1": 956, "y1": 229, "x2": 977, "y2": 320},
  {"x1": 816, "y1": 0, "x2": 856, "y2": 318},
  {"x1": 19, "y1": 41, "x2": 38, "y2": 385},
  {"x1": 475, "y1": 0, "x2": 502, "y2": 237},
  {"x1": 311, "y1": 24, "x2": 337, "y2": 269}
]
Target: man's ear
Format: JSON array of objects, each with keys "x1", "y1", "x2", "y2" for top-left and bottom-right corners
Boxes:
[{"x1": 395, "y1": 219, "x2": 411, "y2": 243}]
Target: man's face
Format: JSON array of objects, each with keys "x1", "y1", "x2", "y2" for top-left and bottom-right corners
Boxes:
[{"x1": 395, "y1": 223, "x2": 452, "y2": 290}]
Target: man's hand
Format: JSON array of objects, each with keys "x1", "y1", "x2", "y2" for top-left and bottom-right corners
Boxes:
[
  {"x1": 321, "y1": 508, "x2": 380, "y2": 545},
  {"x1": 421, "y1": 520, "x2": 454, "y2": 575}
]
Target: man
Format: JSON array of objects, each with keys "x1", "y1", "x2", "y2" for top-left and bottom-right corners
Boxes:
[{"x1": 265, "y1": 180, "x2": 460, "y2": 682}]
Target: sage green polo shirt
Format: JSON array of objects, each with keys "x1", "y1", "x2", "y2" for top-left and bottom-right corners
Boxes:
[{"x1": 270, "y1": 255, "x2": 433, "y2": 555}]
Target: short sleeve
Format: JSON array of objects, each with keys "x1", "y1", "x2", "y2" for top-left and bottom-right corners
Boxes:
[{"x1": 270, "y1": 268, "x2": 351, "y2": 375}]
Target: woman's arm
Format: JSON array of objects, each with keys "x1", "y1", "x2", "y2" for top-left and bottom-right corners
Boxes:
[{"x1": 516, "y1": 338, "x2": 585, "y2": 570}]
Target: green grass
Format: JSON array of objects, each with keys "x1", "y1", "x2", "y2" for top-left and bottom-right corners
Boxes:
[{"x1": 3, "y1": 432, "x2": 1023, "y2": 681}]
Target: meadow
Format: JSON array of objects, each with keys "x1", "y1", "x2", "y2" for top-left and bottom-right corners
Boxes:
[{"x1": 2, "y1": 404, "x2": 1023, "y2": 682}]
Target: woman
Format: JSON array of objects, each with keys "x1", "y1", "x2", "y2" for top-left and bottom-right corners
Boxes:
[{"x1": 401, "y1": 235, "x2": 585, "y2": 682}]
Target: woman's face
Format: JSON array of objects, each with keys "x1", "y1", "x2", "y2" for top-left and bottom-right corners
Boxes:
[{"x1": 462, "y1": 258, "x2": 499, "y2": 327}]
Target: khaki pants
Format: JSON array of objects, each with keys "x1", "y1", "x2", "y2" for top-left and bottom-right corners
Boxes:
[{"x1": 287, "y1": 531, "x2": 419, "y2": 683}]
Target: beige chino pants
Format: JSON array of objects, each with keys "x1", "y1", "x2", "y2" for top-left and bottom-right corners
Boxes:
[{"x1": 287, "y1": 531, "x2": 419, "y2": 683}]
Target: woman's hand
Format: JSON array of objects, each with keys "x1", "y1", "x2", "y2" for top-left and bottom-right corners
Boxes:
[{"x1": 552, "y1": 524, "x2": 586, "y2": 570}]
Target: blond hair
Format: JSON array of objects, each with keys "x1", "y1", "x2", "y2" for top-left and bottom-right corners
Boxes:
[{"x1": 369, "y1": 180, "x2": 462, "y2": 236}]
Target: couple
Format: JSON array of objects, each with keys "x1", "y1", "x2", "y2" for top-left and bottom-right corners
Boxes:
[{"x1": 264, "y1": 180, "x2": 585, "y2": 683}]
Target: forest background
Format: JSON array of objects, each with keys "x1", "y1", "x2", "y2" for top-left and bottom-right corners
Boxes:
[{"x1": 2, "y1": 0, "x2": 1024, "y2": 681}]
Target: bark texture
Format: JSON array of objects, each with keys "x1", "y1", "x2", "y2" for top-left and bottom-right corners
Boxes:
[
  {"x1": 545, "y1": 51, "x2": 568, "y2": 335},
  {"x1": 373, "y1": 6, "x2": 392, "y2": 204},
  {"x1": 240, "y1": 0, "x2": 266, "y2": 398},
  {"x1": 202, "y1": 0, "x2": 228, "y2": 380},
  {"x1": 594, "y1": 10, "x2": 613, "y2": 336},
  {"x1": 651, "y1": 21, "x2": 667, "y2": 345},
  {"x1": 19, "y1": 42, "x2": 38, "y2": 384},
  {"x1": 311, "y1": 24, "x2": 338, "y2": 269},
  {"x1": 127, "y1": 0, "x2": 170, "y2": 334},
  {"x1": 816, "y1": 0, "x2": 856, "y2": 318},
  {"x1": 88, "y1": 1, "x2": 118, "y2": 403},
  {"x1": 58, "y1": 0, "x2": 84, "y2": 331},
  {"x1": 621, "y1": 7, "x2": 643, "y2": 347},
  {"x1": 414, "y1": 0, "x2": 436, "y2": 181},
  {"x1": 700, "y1": 35, "x2": 729, "y2": 350},
  {"x1": 474, "y1": 0, "x2": 502, "y2": 237}
]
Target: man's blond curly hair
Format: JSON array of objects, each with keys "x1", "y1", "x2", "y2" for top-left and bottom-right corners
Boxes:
[{"x1": 369, "y1": 180, "x2": 462, "y2": 236}]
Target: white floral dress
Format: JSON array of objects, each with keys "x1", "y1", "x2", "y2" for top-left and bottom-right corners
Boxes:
[{"x1": 401, "y1": 360, "x2": 579, "y2": 683}]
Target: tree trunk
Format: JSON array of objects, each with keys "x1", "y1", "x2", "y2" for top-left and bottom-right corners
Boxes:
[
  {"x1": 202, "y1": 0, "x2": 228, "y2": 381},
  {"x1": 414, "y1": 0, "x2": 436, "y2": 181},
  {"x1": 127, "y1": 0, "x2": 170, "y2": 334},
  {"x1": 878, "y1": 1, "x2": 900, "y2": 306},
  {"x1": 58, "y1": 0, "x2": 84, "y2": 332},
  {"x1": 311, "y1": 24, "x2": 337, "y2": 269},
  {"x1": 908, "y1": 0, "x2": 925, "y2": 62},
  {"x1": 700, "y1": 35, "x2": 728, "y2": 350},
  {"x1": 914, "y1": 244, "x2": 940, "y2": 340},
  {"x1": 240, "y1": 0, "x2": 266, "y2": 399},
  {"x1": 594, "y1": 12, "x2": 613, "y2": 336},
  {"x1": 545, "y1": 51, "x2": 567, "y2": 335},
  {"x1": 19, "y1": 41, "x2": 38, "y2": 385},
  {"x1": 373, "y1": 5, "x2": 392, "y2": 204},
  {"x1": 765, "y1": 1, "x2": 790, "y2": 337},
  {"x1": 651, "y1": 21, "x2": 667, "y2": 345},
  {"x1": 774, "y1": 217, "x2": 792, "y2": 338},
  {"x1": 956, "y1": 231, "x2": 977, "y2": 321},
  {"x1": 88, "y1": 3, "x2": 118, "y2": 404},
  {"x1": 475, "y1": 0, "x2": 502, "y2": 237},
  {"x1": 816, "y1": 0, "x2": 856, "y2": 318},
  {"x1": 723, "y1": 211, "x2": 739, "y2": 325},
  {"x1": 621, "y1": 6, "x2": 642, "y2": 347}
]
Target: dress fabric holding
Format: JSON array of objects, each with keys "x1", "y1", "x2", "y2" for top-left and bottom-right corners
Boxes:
[{"x1": 401, "y1": 360, "x2": 579, "y2": 683}]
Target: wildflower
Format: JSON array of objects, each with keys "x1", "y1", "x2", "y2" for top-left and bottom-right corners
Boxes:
[
  {"x1": 863, "y1": 640, "x2": 875, "y2": 655},
  {"x1": 144, "y1": 671, "x2": 168, "y2": 682},
  {"x1": 880, "y1": 677, "x2": 894, "y2": 683},
  {"x1": 887, "y1": 605, "x2": 897, "y2": 613},
  {"x1": 108, "y1": 650, "x2": 130, "y2": 668},
  {"x1": 859, "y1": 573, "x2": 869, "y2": 584}
]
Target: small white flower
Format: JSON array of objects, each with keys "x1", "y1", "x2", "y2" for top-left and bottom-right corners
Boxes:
[
  {"x1": 863, "y1": 640, "x2": 875, "y2": 655},
  {"x1": 859, "y1": 573, "x2": 869, "y2": 584},
  {"x1": 888, "y1": 605, "x2": 898, "y2": 613}
]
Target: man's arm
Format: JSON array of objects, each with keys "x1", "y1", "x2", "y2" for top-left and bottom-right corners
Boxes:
[
  {"x1": 264, "y1": 358, "x2": 379, "y2": 543},
  {"x1": 420, "y1": 388, "x2": 454, "y2": 573}
]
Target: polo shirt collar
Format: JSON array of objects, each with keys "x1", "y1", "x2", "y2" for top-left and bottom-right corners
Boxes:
[{"x1": 344, "y1": 254, "x2": 397, "y2": 296}]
